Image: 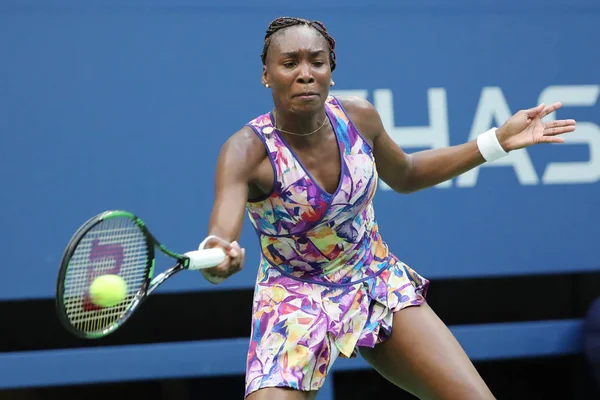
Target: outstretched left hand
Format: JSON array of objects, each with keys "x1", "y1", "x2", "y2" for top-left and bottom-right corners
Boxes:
[{"x1": 496, "y1": 102, "x2": 576, "y2": 152}]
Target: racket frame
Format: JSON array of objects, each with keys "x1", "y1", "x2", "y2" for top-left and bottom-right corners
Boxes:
[{"x1": 55, "y1": 210, "x2": 192, "y2": 339}]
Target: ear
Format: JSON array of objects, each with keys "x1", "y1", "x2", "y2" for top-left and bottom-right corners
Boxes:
[{"x1": 261, "y1": 65, "x2": 269, "y2": 88}]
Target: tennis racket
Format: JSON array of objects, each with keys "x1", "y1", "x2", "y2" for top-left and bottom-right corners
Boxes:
[{"x1": 56, "y1": 210, "x2": 226, "y2": 339}]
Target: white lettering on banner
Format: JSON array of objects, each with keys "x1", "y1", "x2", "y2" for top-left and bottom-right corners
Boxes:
[
  {"x1": 538, "y1": 85, "x2": 600, "y2": 184},
  {"x1": 331, "y1": 85, "x2": 600, "y2": 189}
]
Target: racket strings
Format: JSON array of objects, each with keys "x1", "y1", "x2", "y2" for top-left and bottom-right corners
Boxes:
[{"x1": 62, "y1": 216, "x2": 149, "y2": 335}]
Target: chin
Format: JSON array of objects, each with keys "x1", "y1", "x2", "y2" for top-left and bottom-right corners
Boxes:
[{"x1": 289, "y1": 97, "x2": 326, "y2": 115}]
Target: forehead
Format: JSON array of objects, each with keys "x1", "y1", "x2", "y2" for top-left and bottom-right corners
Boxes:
[{"x1": 269, "y1": 25, "x2": 329, "y2": 55}]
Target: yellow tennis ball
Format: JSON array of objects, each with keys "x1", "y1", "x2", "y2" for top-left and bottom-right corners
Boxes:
[{"x1": 89, "y1": 274, "x2": 127, "y2": 307}]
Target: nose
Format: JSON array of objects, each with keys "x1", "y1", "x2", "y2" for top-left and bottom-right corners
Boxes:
[{"x1": 296, "y1": 62, "x2": 315, "y2": 84}]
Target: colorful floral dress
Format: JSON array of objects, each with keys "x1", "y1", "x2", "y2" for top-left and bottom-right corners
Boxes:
[{"x1": 243, "y1": 96, "x2": 429, "y2": 397}]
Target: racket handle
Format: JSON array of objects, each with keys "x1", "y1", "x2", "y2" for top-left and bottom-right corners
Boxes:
[{"x1": 184, "y1": 248, "x2": 226, "y2": 270}]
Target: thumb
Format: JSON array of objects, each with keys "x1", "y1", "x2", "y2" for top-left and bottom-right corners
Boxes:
[
  {"x1": 525, "y1": 103, "x2": 545, "y2": 119},
  {"x1": 200, "y1": 235, "x2": 233, "y2": 253}
]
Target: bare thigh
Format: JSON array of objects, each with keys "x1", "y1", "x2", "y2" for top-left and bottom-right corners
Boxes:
[
  {"x1": 246, "y1": 387, "x2": 318, "y2": 400},
  {"x1": 359, "y1": 302, "x2": 495, "y2": 400}
]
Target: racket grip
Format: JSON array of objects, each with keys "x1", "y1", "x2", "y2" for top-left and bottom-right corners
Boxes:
[{"x1": 184, "y1": 248, "x2": 226, "y2": 270}]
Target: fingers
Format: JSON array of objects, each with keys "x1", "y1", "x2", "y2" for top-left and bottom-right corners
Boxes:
[
  {"x1": 543, "y1": 119, "x2": 576, "y2": 136},
  {"x1": 525, "y1": 102, "x2": 563, "y2": 120},
  {"x1": 228, "y1": 241, "x2": 245, "y2": 269},
  {"x1": 526, "y1": 103, "x2": 545, "y2": 118},
  {"x1": 539, "y1": 135, "x2": 566, "y2": 144},
  {"x1": 545, "y1": 119, "x2": 576, "y2": 128},
  {"x1": 545, "y1": 126, "x2": 576, "y2": 136},
  {"x1": 202, "y1": 240, "x2": 245, "y2": 283},
  {"x1": 539, "y1": 102, "x2": 562, "y2": 119}
]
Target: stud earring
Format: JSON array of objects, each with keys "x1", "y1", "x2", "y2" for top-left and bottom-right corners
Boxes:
[
  {"x1": 330, "y1": 80, "x2": 335, "y2": 87},
  {"x1": 265, "y1": 83, "x2": 270, "y2": 88}
]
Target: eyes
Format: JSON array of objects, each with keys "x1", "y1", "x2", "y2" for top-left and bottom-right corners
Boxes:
[{"x1": 282, "y1": 60, "x2": 326, "y2": 69}]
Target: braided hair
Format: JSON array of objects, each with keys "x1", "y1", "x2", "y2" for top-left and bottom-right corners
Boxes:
[{"x1": 261, "y1": 17, "x2": 337, "y2": 71}]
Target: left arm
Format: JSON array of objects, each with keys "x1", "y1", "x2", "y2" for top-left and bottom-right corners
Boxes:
[
  {"x1": 374, "y1": 129, "x2": 486, "y2": 193},
  {"x1": 341, "y1": 96, "x2": 575, "y2": 194}
]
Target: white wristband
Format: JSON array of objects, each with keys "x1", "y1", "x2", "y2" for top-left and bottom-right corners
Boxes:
[{"x1": 477, "y1": 128, "x2": 508, "y2": 162}]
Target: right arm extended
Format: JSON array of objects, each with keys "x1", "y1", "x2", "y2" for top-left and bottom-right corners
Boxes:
[{"x1": 200, "y1": 126, "x2": 267, "y2": 283}]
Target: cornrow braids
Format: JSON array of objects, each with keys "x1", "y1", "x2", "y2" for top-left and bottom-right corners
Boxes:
[{"x1": 261, "y1": 17, "x2": 337, "y2": 71}]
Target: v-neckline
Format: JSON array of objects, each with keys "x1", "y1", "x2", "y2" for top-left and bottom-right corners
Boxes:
[{"x1": 269, "y1": 106, "x2": 344, "y2": 197}]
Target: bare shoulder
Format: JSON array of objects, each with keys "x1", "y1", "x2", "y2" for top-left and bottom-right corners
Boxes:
[
  {"x1": 336, "y1": 95, "x2": 384, "y2": 144},
  {"x1": 222, "y1": 125, "x2": 266, "y2": 160},
  {"x1": 217, "y1": 125, "x2": 267, "y2": 179},
  {"x1": 336, "y1": 95, "x2": 376, "y2": 115}
]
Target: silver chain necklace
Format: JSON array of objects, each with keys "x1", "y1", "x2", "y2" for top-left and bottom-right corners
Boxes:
[{"x1": 272, "y1": 110, "x2": 328, "y2": 137}]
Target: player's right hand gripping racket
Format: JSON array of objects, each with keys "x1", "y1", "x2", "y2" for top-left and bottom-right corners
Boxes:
[{"x1": 56, "y1": 210, "x2": 226, "y2": 339}]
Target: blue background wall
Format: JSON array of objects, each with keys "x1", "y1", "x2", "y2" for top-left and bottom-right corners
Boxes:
[{"x1": 1, "y1": 0, "x2": 598, "y2": 301}]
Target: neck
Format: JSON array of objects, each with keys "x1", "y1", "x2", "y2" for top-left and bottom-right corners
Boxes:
[{"x1": 272, "y1": 107, "x2": 328, "y2": 137}]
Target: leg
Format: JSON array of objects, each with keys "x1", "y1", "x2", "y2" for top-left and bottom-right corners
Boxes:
[
  {"x1": 247, "y1": 387, "x2": 318, "y2": 400},
  {"x1": 359, "y1": 302, "x2": 495, "y2": 400}
]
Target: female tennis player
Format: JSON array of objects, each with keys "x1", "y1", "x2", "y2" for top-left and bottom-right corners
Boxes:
[{"x1": 199, "y1": 17, "x2": 576, "y2": 400}]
